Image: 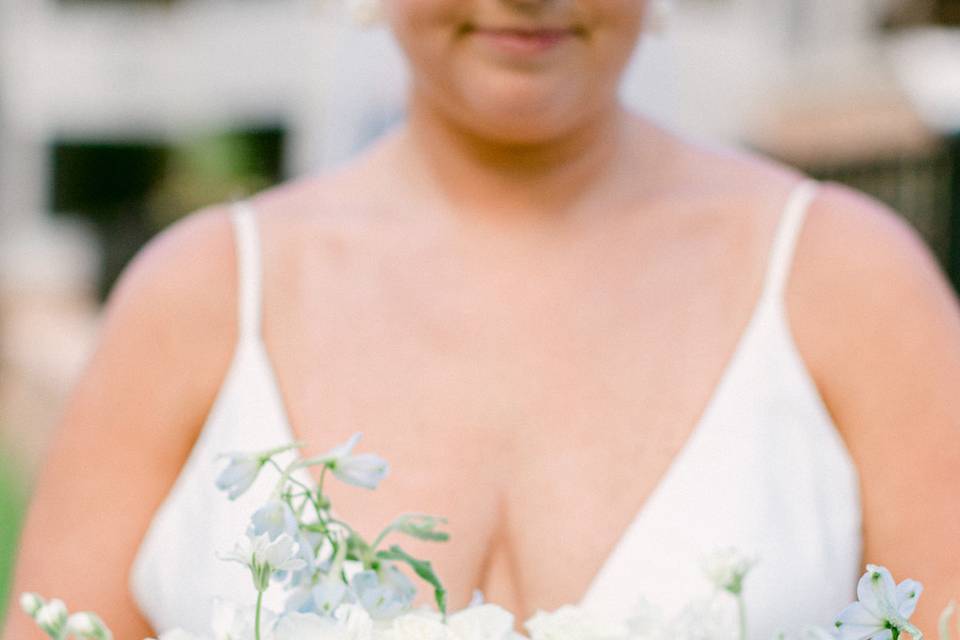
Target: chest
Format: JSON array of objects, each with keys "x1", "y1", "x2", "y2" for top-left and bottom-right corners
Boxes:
[{"x1": 259, "y1": 216, "x2": 768, "y2": 617}]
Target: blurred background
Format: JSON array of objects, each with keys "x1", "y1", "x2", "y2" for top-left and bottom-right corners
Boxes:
[{"x1": 1, "y1": 0, "x2": 959, "y2": 626}]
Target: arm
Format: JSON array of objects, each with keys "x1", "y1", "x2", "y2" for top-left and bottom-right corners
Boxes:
[
  {"x1": 3, "y1": 205, "x2": 238, "y2": 639},
  {"x1": 791, "y1": 181, "x2": 960, "y2": 634}
]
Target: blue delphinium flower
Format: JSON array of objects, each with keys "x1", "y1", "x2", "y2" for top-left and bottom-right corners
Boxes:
[
  {"x1": 215, "y1": 443, "x2": 301, "y2": 501},
  {"x1": 316, "y1": 433, "x2": 390, "y2": 490},
  {"x1": 351, "y1": 565, "x2": 416, "y2": 619},
  {"x1": 249, "y1": 499, "x2": 299, "y2": 541}
]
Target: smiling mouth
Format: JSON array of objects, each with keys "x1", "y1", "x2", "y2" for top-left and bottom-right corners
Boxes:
[{"x1": 465, "y1": 24, "x2": 584, "y2": 56}]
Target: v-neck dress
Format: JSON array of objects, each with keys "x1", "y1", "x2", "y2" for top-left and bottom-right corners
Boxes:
[{"x1": 129, "y1": 179, "x2": 862, "y2": 638}]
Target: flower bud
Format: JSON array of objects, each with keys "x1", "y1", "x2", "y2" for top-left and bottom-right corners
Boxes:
[
  {"x1": 35, "y1": 599, "x2": 69, "y2": 638},
  {"x1": 19, "y1": 592, "x2": 44, "y2": 618},
  {"x1": 67, "y1": 611, "x2": 113, "y2": 640}
]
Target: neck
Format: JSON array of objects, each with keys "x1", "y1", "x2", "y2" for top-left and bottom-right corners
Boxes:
[{"x1": 393, "y1": 91, "x2": 648, "y2": 227}]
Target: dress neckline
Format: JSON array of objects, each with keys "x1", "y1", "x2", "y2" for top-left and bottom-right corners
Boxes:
[
  {"x1": 235, "y1": 178, "x2": 819, "y2": 606},
  {"x1": 246, "y1": 241, "x2": 780, "y2": 607}
]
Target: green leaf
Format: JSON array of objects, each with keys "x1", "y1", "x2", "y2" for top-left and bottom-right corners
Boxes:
[
  {"x1": 391, "y1": 514, "x2": 450, "y2": 543},
  {"x1": 347, "y1": 532, "x2": 373, "y2": 566},
  {"x1": 377, "y1": 545, "x2": 447, "y2": 617}
]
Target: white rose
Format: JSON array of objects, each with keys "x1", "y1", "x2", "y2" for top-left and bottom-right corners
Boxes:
[
  {"x1": 524, "y1": 605, "x2": 630, "y2": 640},
  {"x1": 274, "y1": 612, "x2": 358, "y2": 640},
  {"x1": 448, "y1": 604, "x2": 520, "y2": 640},
  {"x1": 334, "y1": 603, "x2": 376, "y2": 639},
  {"x1": 155, "y1": 630, "x2": 212, "y2": 640},
  {"x1": 381, "y1": 612, "x2": 459, "y2": 640},
  {"x1": 211, "y1": 598, "x2": 275, "y2": 640}
]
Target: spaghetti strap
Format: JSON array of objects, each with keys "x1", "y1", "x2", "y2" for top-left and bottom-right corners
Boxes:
[
  {"x1": 229, "y1": 199, "x2": 263, "y2": 340},
  {"x1": 762, "y1": 179, "x2": 820, "y2": 302}
]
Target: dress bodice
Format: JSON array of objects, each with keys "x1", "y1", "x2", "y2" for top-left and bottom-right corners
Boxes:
[{"x1": 129, "y1": 179, "x2": 861, "y2": 638}]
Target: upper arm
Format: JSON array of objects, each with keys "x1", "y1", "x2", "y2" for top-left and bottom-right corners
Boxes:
[
  {"x1": 4, "y1": 205, "x2": 239, "y2": 639},
  {"x1": 790, "y1": 180, "x2": 960, "y2": 632}
]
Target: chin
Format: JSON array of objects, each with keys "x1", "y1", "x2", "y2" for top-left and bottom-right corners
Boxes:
[{"x1": 449, "y1": 72, "x2": 601, "y2": 145}]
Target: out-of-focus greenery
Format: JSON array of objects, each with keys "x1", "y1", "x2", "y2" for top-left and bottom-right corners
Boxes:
[
  {"x1": 0, "y1": 449, "x2": 27, "y2": 630},
  {"x1": 145, "y1": 125, "x2": 284, "y2": 230},
  {"x1": 50, "y1": 124, "x2": 286, "y2": 301}
]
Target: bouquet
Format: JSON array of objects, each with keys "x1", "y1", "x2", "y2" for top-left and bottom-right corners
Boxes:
[{"x1": 19, "y1": 433, "x2": 958, "y2": 640}]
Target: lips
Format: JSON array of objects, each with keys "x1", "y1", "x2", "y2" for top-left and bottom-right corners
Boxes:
[{"x1": 469, "y1": 25, "x2": 580, "y2": 56}]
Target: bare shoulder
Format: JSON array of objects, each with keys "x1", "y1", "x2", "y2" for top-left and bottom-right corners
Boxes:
[
  {"x1": 57, "y1": 201, "x2": 243, "y2": 472},
  {"x1": 4, "y1": 202, "x2": 246, "y2": 638},
  {"x1": 788, "y1": 179, "x2": 960, "y2": 407},
  {"x1": 787, "y1": 179, "x2": 960, "y2": 628},
  {"x1": 108, "y1": 202, "x2": 237, "y2": 332},
  {"x1": 93, "y1": 201, "x2": 242, "y2": 438}
]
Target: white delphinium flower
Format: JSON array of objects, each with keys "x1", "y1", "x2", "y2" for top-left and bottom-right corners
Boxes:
[
  {"x1": 34, "y1": 598, "x2": 69, "y2": 639},
  {"x1": 524, "y1": 605, "x2": 631, "y2": 640},
  {"x1": 221, "y1": 532, "x2": 307, "y2": 592},
  {"x1": 834, "y1": 565, "x2": 923, "y2": 640},
  {"x1": 216, "y1": 443, "x2": 301, "y2": 500},
  {"x1": 66, "y1": 611, "x2": 113, "y2": 640},
  {"x1": 448, "y1": 603, "x2": 523, "y2": 640},
  {"x1": 249, "y1": 499, "x2": 318, "y2": 586},
  {"x1": 701, "y1": 547, "x2": 756, "y2": 640},
  {"x1": 701, "y1": 547, "x2": 756, "y2": 596},
  {"x1": 317, "y1": 433, "x2": 389, "y2": 490}
]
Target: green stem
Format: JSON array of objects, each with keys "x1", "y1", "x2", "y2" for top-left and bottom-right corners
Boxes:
[
  {"x1": 317, "y1": 466, "x2": 328, "y2": 506},
  {"x1": 268, "y1": 460, "x2": 320, "y2": 508},
  {"x1": 370, "y1": 524, "x2": 393, "y2": 552},
  {"x1": 939, "y1": 601, "x2": 956, "y2": 640},
  {"x1": 737, "y1": 592, "x2": 747, "y2": 640},
  {"x1": 255, "y1": 590, "x2": 264, "y2": 640},
  {"x1": 327, "y1": 517, "x2": 359, "y2": 538}
]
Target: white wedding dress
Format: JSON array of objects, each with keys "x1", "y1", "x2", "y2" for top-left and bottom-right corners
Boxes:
[{"x1": 129, "y1": 178, "x2": 862, "y2": 638}]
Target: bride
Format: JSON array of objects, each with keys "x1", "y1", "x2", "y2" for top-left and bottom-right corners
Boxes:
[{"x1": 6, "y1": 0, "x2": 960, "y2": 638}]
